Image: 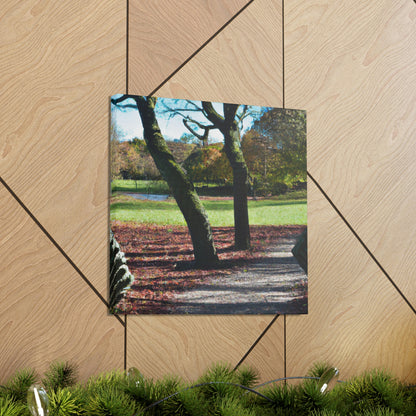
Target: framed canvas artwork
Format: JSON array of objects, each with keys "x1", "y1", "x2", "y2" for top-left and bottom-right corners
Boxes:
[{"x1": 109, "y1": 94, "x2": 307, "y2": 315}]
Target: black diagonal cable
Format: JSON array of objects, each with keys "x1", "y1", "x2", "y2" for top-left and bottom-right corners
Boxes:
[
  {"x1": 148, "y1": 0, "x2": 255, "y2": 97},
  {"x1": 233, "y1": 314, "x2": 280, "y2": 371},
  {"x1": 124, "y1": 314, "x2": 128, "y2": 370},
  {"x1": 283, "y1": 314, "x2": 287, "y2": 379},
  {"x1": 308, "y1": 171, "x2": 416, "y2": 315},
  {"x1": 0, "y1": 176, "x2": 125, "y2": 327}
]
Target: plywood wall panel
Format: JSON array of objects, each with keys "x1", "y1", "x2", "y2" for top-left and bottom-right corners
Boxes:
[
  {"x1": 0, "y1": 0, "x2": 126, "y2": 297},
  {"x1": 0, "y1": 185, "x2": 124, "y2": 383},
  {"x1": 156, "y1": 0, "x2": 282, "y2": 107},
  {"x1": 285, "y1": 0, "x2": 416, "y2": 307},
  {"x1": 240, "y1": 317, "x2": 285, "y2": 382},
  {"x1": 287, "y1": 183, "x2": 416, "y2": 382},
  {"x1": 128, "y1": 0, "x2": 250, "y2": 95},
  {"x1": 127, "y1": 315, "x2": 283, "y2": 382}
]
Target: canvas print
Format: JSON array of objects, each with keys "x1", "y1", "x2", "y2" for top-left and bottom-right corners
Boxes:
[{"x1": 109, "y1": 94, "x2": 307, "y2": 314}]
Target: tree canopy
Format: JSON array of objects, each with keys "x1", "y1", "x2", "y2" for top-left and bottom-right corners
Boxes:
[{"x1": 253, "y1": 108, "x2": 306, "y2": 187}]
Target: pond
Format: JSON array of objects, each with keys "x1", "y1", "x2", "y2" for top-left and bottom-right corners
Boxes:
[{"x1": 125, "y1": 193, "x2": 170, "y2": 201}]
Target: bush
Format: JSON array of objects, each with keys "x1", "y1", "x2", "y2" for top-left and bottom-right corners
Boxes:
[{"x1": 1, "y1": 362, "x2": 415, "y2": 415}]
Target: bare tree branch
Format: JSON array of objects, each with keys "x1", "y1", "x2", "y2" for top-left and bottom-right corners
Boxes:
[
  {"x1": 184, "y1": 117, "x2": 215, "y2": 131},
  {"x1": 112, "y1": 103, "x2": 138, "y2": 110},
  {"x1": 111, "y1": 94, "x2": 141, "y2": 110},
  {"x1": 186, "y1": 100, "x2": 204, "y2": 111},
  {"x1": 202, "y1": 101, "x2": 225, "y2": 129},
  {"x1": 183, "y1": 119, "x2": 214, "y2": 143},
  {"x1": 111, "y1": 94, "x2": 131, "y2": 105}
]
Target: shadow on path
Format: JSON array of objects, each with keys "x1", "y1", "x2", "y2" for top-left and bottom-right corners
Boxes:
[{"x1": 170, "y1": 236, "x2": 307, "y2": 314}]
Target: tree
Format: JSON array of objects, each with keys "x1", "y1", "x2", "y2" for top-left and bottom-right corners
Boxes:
[
  {"x1": 179, "y1": 132, "x2": 200, "y2": 145},
  {"x1": 166, "y1": 141, "x2": 195, "y2": 164},
  {"x1": 207, "y1": 145, "x2": 233, "y2": 185},
  {"x1": 201, "y1": 102, "x2": 251, "y2": 249},
  {"x1": 110, "y1": 121, "x2": 126, "y2": 181},
  {"x1": 130, "y1": 138, "x2": 161, "y2": 180},
  {"x1": 161, "y1": 100, "x2": 252, "y2": 250},
  {"x1": 253, "y1": 108, "x2": 306, "y2": 187},
  {"x1": 241, "y1": 129, "x2": 283, "y2": 196},
  {"x1": 126, "y1": 147, "x2": 143, "y2": 190},
  {"x1": 112, "y1": 95, "x2": 218, "y2": 267},
  {"x1": 183, "y1": 144, "x2": 221, "y2": 185}
]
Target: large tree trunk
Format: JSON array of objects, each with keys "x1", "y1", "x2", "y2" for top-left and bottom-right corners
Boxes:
[
  {"x1": 135, "y1": 96, "x2": 218, "y2": 267},
  {"x1": 223, "y1": 125, "x2": 250, "y2": 250},
  {"x1": 202, "y1": 102, "x2": 251, "y2": 250}
]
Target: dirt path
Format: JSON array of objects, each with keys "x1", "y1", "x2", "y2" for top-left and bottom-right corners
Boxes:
[{"x1": 169, "y1": 236, "x2": 307, "y2": 314}]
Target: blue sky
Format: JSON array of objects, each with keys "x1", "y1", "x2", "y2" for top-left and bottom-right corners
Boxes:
[{"x1": 111, "y1": 94, "x2": 269, "y2": 143}]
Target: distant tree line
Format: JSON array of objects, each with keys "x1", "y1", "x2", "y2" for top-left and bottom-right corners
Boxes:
[{"x1": 111, "y1": 109, "x2": 306, "y2": 198}]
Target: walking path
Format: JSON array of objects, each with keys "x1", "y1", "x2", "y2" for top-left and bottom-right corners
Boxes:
[{"x1": 170, "y1": 236, "x2": 307, "y2": 314}]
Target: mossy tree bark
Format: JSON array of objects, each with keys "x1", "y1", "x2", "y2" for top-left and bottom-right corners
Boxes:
[
  {"x1": 202, "y1": 102, "x2": 250, "y2": 250},
  {"x1": 113, "y1": 95, "x2": 218, "y2": 267}
]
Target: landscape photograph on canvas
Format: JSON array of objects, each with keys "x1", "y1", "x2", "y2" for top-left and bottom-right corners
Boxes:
[{"x1": 109, "y1": 94, "x2": 307, "y2": 315}]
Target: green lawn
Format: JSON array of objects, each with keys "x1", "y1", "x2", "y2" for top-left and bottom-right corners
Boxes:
[{"x1": 110, "y1": 195, "x2": 306, "y2": 227}]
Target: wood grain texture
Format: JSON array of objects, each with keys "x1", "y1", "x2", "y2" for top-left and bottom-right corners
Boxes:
[
  {"x1": 0, "y1": 185, "x2": 124, "y2": 383},
  {"x1": 285, "y1": 0, "x2": 416, "y2": 307},
  {"x1": 239, "y1": 317, "x2": 285, "y2": 382},
  {"x1": 127, "y1": 315, "x2": 283, "y2": 382},
  {"x1": 287, "y1": 182, "x2": 416, "y2": 382},
  {"x1": 0, "y1": 0, "x2": 125, "y2": 298},
  {"x1": 156, "y1": 0, "x2": 282, "y2": 107},
  {"x1": 128, "y1": 0, "x2": 250, "y2": 95}
]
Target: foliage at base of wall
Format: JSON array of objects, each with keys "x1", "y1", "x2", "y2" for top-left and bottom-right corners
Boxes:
[{"x1": 0, "y1": 361, "x2": 415, "y2": 416}]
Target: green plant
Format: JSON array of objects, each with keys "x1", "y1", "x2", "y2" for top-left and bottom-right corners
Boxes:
[
  {"x1": 344, "y1": 370, "x2": 406, "y2": 414},
  {"x1": 197, "y1": 364, "x2": 240, "y2": 402},
  {"x1": 218, "y1": 396, "x2": 256, "y2": 416},
  {"x1": 0, "y1": 395, "x2": 26, "y2": 416},
  {"x1": 295, "y1": 380, "x2": 331, "y2": 415},
  {"x1": 158, "y1": 388, "x2": 209, "y2": 416},
  {"x1": 352, "y1": 409, "x2": 405, "y2": 415},
  {"x1": 309, "y1": 410, "x2": 341, "y2": 416},
  {"x1": 3, "y1": 369, "x2": 37, "y2": 403},
  {"x1": 1, "y1": 362, "x2": 415, "y2": 415},
  {"x1": 259, "y1": 383, "x2": 298, "y2": 415},
  {"x1": 85, "y1": 386, "x2": 139, "y2": 416},
  {"x1": 48, "y1": 388, "x2": 79, "y2": 416},
  {"x1": 42, "y1": 361, "x2": 77, "y2": 392},
  {"x1": 122, "y1": 373, "x2": 180, "y2": 413},
  {"x1": 235, "y1": 366, "x2": 258, "y2": 389}
]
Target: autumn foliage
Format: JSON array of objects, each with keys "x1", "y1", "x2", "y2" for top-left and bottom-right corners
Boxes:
[{"x1": 111, "y1": 222, "x2": 305, "y2": 314}]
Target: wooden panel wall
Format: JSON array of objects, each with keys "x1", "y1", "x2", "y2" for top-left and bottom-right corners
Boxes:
[
  {"x1": 285, "y1": 0, "x2": 416, "y2": 380},
  {"x1": 0, "y1": 0, "x2": 126, "y2": 382},
  {"x1": 1, "y1": 0, "x2": 415, "y2": 384}
]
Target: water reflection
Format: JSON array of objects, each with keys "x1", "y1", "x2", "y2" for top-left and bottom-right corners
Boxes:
[{"x1": 125, "y1": 193, "x2": 169, "y2": 201}]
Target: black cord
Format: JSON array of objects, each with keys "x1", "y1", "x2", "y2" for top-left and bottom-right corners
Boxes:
[
  {"x1": 140, "y1": 381, "x2": 274, "y2": 413},
  {"x1": 139, "y1": 376, "x2": 349, "y2": 413}
]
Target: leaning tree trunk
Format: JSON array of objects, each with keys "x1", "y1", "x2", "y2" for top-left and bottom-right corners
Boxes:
[
  {"x1": 135, "y1": 96, "x2": 218, "y2": 267},
  {"x1": 223, "y1": 126, "x2": 251, "y2": 250}
]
